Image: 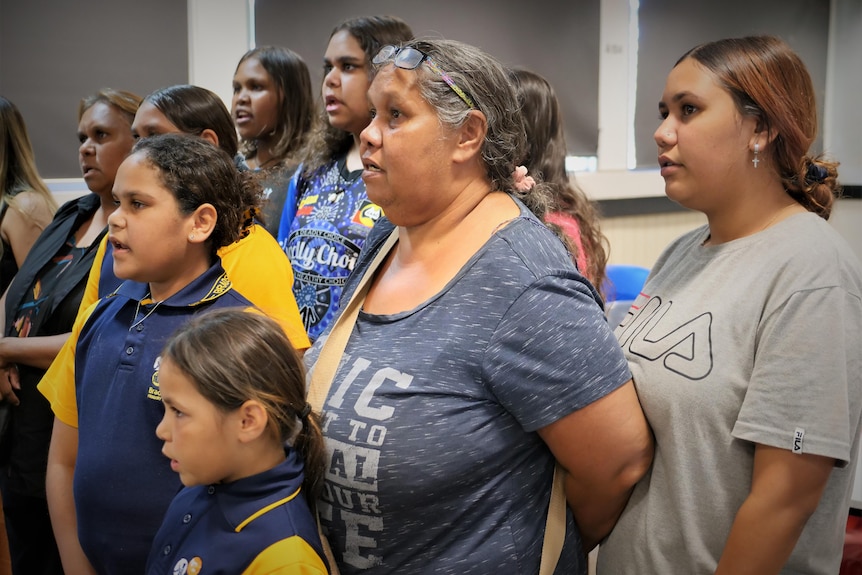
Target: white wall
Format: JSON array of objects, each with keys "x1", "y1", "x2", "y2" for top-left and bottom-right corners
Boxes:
[{"x1": 187, "y1": 0, "x2": 252, "y2": 110}]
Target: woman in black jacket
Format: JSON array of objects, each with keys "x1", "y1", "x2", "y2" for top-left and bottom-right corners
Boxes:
[{"x1": 0, "y1": 88, "x2": 140, "y2": 575}]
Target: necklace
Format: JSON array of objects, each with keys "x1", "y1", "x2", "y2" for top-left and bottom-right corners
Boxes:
[
  {"x1": 703, "y1": 202, "x2": 801, "y2": 246},
  {"x1": 129, "y1": 293, "x2": 164, "y2": 331},
  {"x1": 759, "y1": 202, "x2": 800, "y2": 233}
]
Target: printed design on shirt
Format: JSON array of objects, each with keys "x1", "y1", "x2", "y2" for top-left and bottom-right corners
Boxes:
[
  {"x1": 287, "y1": 165, "x2": 378, "y2": 339},
  {"x1": 352, "y1": 201, "x2": 382, "y2": 228},
  {"x1": 12, "y1": 238, "x2": 78, "y2": 338},
  {"x1": 172, "y1": 556, "x2": 202, "y2": 575},
  {"x1": 617, "y1": 295, "x2": 714, "y2": 380},
  {"x1": 295, "y1": 195, "x2": 319, "y2": 218},
  {"x1": 196, "y1": 273, "x2": 232, "y2": 304},
  {"x1": 320, "y1": 355, "x2": 414, "y2": 569},
  {"x1": 148, "y1": 355, "x2": 162, "y2": 401}
]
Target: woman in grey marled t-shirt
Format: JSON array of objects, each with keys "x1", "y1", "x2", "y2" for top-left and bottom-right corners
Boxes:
[
  {"x1": 599, "y1": 36, "x2": 862, "y2": 575},
  {"x1": 303, "y1": 38, "x2": 654, "y2": 575}
]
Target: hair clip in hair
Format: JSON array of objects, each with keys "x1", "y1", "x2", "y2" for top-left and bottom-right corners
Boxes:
[
  {"x1": 298, "y1": 403, "x2": 312, "y2": 419},
  {"x1": 806, "y1": 162, "x2": 828, "y2": 184},
  {"x1": 512, "y1": 166, "x2": 536, "y2": 192}
]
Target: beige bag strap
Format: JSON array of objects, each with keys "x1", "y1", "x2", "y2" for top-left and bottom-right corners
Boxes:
[
  {"x1": 307, "y1": 227, "x2": 565, "y2": 575},
  {"x1": 308, "y1": 228, "x2": 399, "y2": 412},
  {"x1": 308, "y1": 229, "x2": 399, "y2": 575},
  {"x1": 539, "y1": 463, "x2": 566, "y2": 575}
]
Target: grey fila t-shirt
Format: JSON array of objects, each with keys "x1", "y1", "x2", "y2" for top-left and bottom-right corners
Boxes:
[
  {"x1": 306, "y1": 209, "x2": 631, "y2": 574},
  {"x1": 599, "y1": 212, "x2": 862, "y2": 575}
]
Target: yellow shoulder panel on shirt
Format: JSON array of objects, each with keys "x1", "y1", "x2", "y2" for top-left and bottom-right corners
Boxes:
[
  {"x1": 242, "y1": 536, "x2": 328, "y2": 575},
  {"x1": 37, "y1": 298, "x2": 100, "y2": 428},
  {"x1": 218, "y1": 224, "x2": 311, "y2": 351},
  {"x1": 76, "y1": 234, "x2": 109, "y2": 316}
]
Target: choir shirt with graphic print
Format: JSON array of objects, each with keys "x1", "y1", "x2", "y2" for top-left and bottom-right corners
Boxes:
[{"x1": 278, "y1": 156, "x2": 381, "y2": 342}]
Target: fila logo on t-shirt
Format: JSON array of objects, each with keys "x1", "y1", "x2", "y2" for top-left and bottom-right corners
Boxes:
[
  {"x1": 617, "y1": 295, "x2": 713, "y2": 381},
  {"x1": 792, "y1": 428, "x2": 805, "y2": 454}
]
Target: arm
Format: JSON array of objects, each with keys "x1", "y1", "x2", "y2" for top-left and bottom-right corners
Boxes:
[
  {"x1": 46, "y1": 418, "x2": 97, "y2": 575},
  {"x1": 2, "y1": 191, "x2": 55, "y2": 269},
  {"x1": 714, "y1": 445, "x2": 834, "y2": 575},
  {"x1": 0, "y1": 271, "x2": 71, "y2": 403},
  {"x1": 0, "y1": 334, "x2": 70, "y2": 370},
  {"x1": 0, "y1": 288, "x2": 16, "y2": 405},
  {"x1": 537, "y1": 380, "x2": 653, "y2": 551}
]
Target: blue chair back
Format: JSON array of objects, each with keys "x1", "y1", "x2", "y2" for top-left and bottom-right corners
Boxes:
[
  {"x1": 603, "y1": 264, "x2": 650, "y2": 302},
  {"x1": 603, "y1": 264, "x2": 650, "y2": 327}
]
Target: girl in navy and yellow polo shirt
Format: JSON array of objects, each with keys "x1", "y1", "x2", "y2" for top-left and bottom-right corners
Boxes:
[
  {"x1": 39, "y1": 134, "x2": 265, "y2": 574},
  {"x1": 146, "y1": 308, "x2": 328, "y2": 574}
]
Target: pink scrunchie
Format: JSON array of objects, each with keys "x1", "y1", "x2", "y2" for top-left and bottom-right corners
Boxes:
[{"x1": 512, "y1": 165, "x2": 536, "y2": 192}]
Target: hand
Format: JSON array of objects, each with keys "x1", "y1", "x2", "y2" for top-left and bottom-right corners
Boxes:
[{"x1": 0, "y1": 365, "x2": 20, "y2": 406}]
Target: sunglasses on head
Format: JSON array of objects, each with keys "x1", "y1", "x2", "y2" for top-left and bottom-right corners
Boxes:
[{"x1": 373, "y1": 45, "x2": 476, "y2": 109}]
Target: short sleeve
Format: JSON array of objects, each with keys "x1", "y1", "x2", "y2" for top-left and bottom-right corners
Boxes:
[
  {"x1": 276, "y1": 164, "x2": 303, "y2": 247},
  {"x1": 484, "y1": 273, "x2": 631, "y2": 431},
  {"x1": 733, "y1": 286, "x2": 862, "y2": 466},
  {"x1": 219, "y1": 226, "x2": 311, "y2": 351},
  {"x1": 242, "y1": 536, "x2": 328, "y2": 575},
  {"x1": 37, "y1": 300, "x2": 99, "y2": 428}
]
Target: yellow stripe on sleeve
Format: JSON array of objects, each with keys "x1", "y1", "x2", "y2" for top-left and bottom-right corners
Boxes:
[{"x1": 242, "y1": 535, "x2": 329, "y2": 575}]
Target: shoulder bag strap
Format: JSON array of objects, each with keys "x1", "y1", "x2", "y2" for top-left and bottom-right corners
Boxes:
[
  {"x1": 308, "y1": 227, "x2": 399, "y2": 412},
  {"x1": 307, "y1": 228, "x2": 399, "y2": 575},
  {"x1": 539, "y1": 463, "x2": 566, "y2": 575}
]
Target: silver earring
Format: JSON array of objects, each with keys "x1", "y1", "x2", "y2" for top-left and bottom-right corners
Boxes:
[
  {"x1": 752, "y1": 143, "x2": 760, "y2": 168},
  {"x1": 189, "y1": 233, "x2": 196, "y2": 241}
]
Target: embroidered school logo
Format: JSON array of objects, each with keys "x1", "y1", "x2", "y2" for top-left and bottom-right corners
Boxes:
[
  {"x1": 351, "y1": 201, "x2": 382, "y2": 228},
  {"x1": 198, "y1": 273, "x2": 232, "y2": 303},
  {"x1": 617, "y1": 295, "x2": 714, "y2": 380},
  {"x1": 148, "y1": 355, "x2": 162, "y2": 401}
]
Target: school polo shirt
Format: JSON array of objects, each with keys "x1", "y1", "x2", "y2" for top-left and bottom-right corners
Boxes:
[
  {"x1": 76, "y1": 223, "x2": 311, "y2": 351},
  {"x1": 39, "y1": 262, "x2": 254, "y2": 575},
  {"x1": 146, "y1": 449, "x2": 327, "y2": 575}
]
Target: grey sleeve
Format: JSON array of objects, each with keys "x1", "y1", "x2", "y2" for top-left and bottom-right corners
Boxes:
[{"x1": 484, "y1": 273, "x2": 632, "y2": 432}]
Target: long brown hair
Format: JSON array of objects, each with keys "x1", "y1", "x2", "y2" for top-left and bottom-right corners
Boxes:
[
  {"x1": 0, "y1": 96, "x2": 57, "y2": 217},
  {"x1": 234, "y1": 46, "x2": 316, "y2": 167},
  {"x1": 679, "y1": 35, "x2": 838, "y2": 219},
  {"x1": 145, "y1": 84, "x2": 238, "y2": 158},
  {"x1": 161, "y1": 308, "x2": 327, "y2": 504},
  {"x1": 509, "y1": 68, "x2": 609, "y2": 290}
]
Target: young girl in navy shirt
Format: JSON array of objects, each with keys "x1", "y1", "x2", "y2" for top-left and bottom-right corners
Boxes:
[
  {"x1": 39, "y1": 134, "x2": 263, "y2": 574},
  {"x1": 146, "y1": 308, "x2": 328, "y2": 574}
]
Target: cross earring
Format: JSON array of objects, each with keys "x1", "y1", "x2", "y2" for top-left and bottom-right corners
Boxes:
[{"x1": 752, "y1": 143, "x2": 760, "y2": 168}]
